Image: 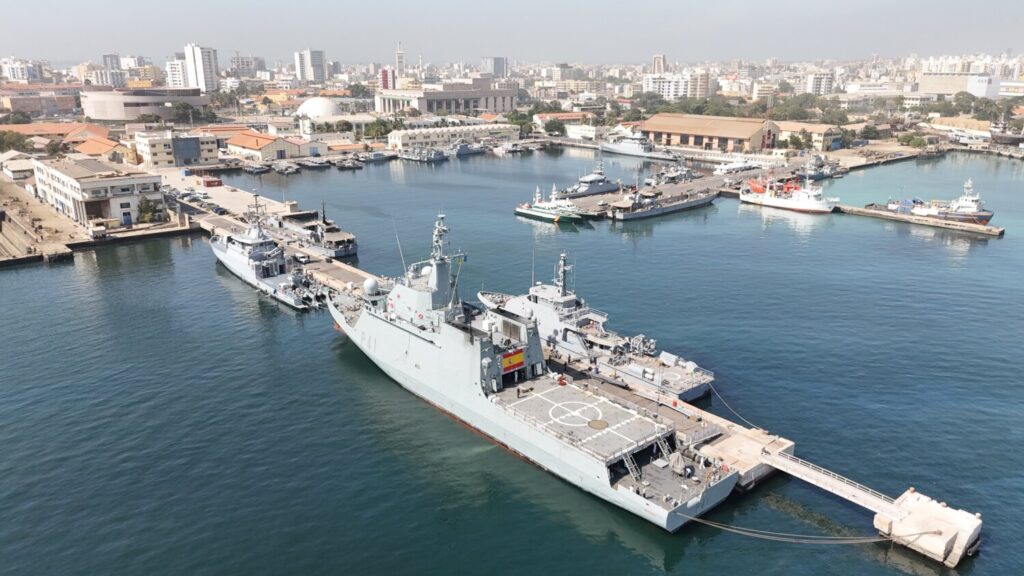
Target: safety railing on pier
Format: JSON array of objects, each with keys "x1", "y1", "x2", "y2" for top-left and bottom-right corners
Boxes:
[{"x1": 762, "y1": 451, "x2": 907, "y2": 520}]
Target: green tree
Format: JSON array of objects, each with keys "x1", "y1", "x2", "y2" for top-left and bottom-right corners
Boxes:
[
  {"x1": 0, "y1": 130, "x2": 31, "y2": 152},
  {"x1": 787, "y1": 134, "x2": 804, "y2": 149},
  {"x1": 908, "y1": 137, "x2": 926, "y2": 148},
  {"x1": 777, "y1": 80, "x2": 794, "y2": 94},
  {"x1": 544, "y1": 119, "x2": 566, "y2": 135},
  {"x1": 952, "y1": 91, "x2": 976, "y2": 114},
  {"x1": 45, "y1": 140, "x2": 62, "y2": 156},
  {"x1": 135, "y1": 113, "x2": 163, "y2": 123},
  {"x1": 337, "y1": 120, "x2": 354, "y2": 132},
  {"x1": 346, "y1": 84, "x2": 373, "y2": 99},
  {"x1": 860, "y1": 125, "x2": 881, "y2": 140},
  {"x1": 799, "y1": 129, "x2": 814, "y2": 149},
  {"x1": 0, "y1": 110, "x2": 32, "y2": 124},
  {"x1": 261, "y1": 96, "x2": 272, "y2": 106},
  {"x1": 136, "y1": 195, "x2": 158, "y2": 223}
]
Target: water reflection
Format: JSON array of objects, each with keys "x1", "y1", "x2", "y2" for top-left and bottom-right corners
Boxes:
[
  {"x1": 737, "y1": 203, "x2": 833, "y2": 239},
  {"x1": 887, "y1": 223, "x2": 989, "y2": 264},
  {"x1": 515, "y1": 216, "x2": 586, "y2": 237}
]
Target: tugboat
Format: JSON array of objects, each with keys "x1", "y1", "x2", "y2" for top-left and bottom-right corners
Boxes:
[
  {"x1": 327, "y1": 216, "x2": 738, "y2": 532},
  {"x1": 209, "y1": 197, "x2": 317, "y2": 310},
  {"x1": 740, "y1": 177, "x2": 839, "y2": 214},
  {"x1": 514, "y1": 186, "x2": 586, "y2": 223}
]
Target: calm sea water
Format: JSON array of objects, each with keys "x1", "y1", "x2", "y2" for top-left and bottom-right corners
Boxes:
[{"x1": 1, "y1": 151, "x2": 1022, "y2": 575}]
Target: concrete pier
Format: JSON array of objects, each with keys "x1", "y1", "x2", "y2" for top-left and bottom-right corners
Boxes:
[{"x1": 837, "y1": 204, "x2": 1005, "y2": 237}]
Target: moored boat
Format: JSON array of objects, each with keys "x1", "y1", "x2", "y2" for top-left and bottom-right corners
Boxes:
[{"x1": 739, "y1": 177, "x2": 838, "y2": 214}]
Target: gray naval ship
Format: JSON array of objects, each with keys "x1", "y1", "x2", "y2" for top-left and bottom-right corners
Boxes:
[
  {"x1": 479, "y1": 253, "x2": 715, "y2": 403},
  {"x1": 328, "y1": 216, "x2": 737, "y2": 531}
]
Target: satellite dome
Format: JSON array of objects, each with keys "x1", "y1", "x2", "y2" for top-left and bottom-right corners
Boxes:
[{"x1": 295, "y1": 97, "x2": 341, "y2": 120}]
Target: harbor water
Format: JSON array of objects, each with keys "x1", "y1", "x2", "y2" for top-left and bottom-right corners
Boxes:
[{"x1": 1, "y1": 151, "x2": 1022, "y2": 575}]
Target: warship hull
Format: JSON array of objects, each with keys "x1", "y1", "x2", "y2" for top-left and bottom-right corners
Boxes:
[{"x1": 328, "y1": 300, "x2": 737, "y2": 531}]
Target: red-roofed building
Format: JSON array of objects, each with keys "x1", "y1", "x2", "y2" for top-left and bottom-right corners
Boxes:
[
  {"x1": 532, "y1": 111, "x2": 594, "y2": 128},
  {"x1": 74, "y1": 136, "x2": 130, "y2": 163},
  {"x1": 226, "y1": 130, "x2": 314, "y2": 160},
  {"x1": 0, "y1": 122, "x2": 109, "y2": 145}
]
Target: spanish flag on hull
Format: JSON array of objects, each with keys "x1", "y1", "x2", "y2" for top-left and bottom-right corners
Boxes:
[{"x1": 501, "y1": 349, "x2": 525, "y2": 374}]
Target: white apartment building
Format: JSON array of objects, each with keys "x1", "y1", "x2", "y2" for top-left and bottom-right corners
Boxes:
[
  {"x1": 804, "y1": 73, "x2": 835, "y2": 95},
  {"x1": 640, "y1": 69, "x2": 711, "y2": 100},
  {"x1": 184, "y1": 43, "x2": 219, "y2": 93},
  {"x1": 165, "y1": 59, "x2": 187, "y2": 88},
  {"x1": 134, "y1": 130, "x2": 219, "y2": 168},
  {"x1": 88, "y1": 68, "x2": 127, "y2": 88},
  {"x1": 32, "y1": 157, "x2": 163, "y2": 227},
  {"x1": 387, "y1": 123, "x2": 519, "y2": 151},
  {"x1": 294, "y1": 49, "x2": 326, "y2": 83},
  {"x1": 1, "y1": 57, "x2": 42, "y2": 82}
]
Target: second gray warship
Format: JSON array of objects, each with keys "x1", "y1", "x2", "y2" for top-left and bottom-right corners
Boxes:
[{"x1": 479, "y1": 253, "x2": 714, "y2": 403}]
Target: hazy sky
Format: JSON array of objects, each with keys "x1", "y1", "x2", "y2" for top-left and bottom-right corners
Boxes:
[{"x1": 3, "y1": 0, "x2": 1022, "y2": 66}]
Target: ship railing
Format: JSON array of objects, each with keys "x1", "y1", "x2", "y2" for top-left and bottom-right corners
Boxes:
[
  {"x1": 560, "y1": 306, "x2": 608, "y2": 324},
  {"x1": 766, "y1": 450, "x2": 896, "y2": 505}
]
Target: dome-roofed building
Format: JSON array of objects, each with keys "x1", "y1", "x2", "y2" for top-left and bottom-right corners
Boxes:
[{"x1": 294, "y1": 96, "x2": 342, "y2": 120}]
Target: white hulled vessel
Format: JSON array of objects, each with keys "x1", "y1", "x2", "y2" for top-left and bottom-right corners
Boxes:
[
  {"x1": 328, "y1": 216, "x2": 737, "y2": 531},
  {"x1": 514, "y1": 186, "x2": 587, "y2": 223},
  {"x1": 740, "y1": 177, "x2": 838, "y2": 214}
]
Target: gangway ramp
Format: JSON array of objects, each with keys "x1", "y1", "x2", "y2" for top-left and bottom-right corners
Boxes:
[
  {"x1": 761, "y1": 450, "x2": 906, "y2": 520},
  {"x1": 761, "y1": 449, "x2": 981, "y2": 568}
]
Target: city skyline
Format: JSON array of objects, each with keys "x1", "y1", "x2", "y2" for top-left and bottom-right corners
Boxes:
[{"x1": 4, "y1": 0, "x2": 1023, "y2": 66}]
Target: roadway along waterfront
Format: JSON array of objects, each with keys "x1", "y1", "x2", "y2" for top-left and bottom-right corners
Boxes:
[{"x1": 1, "y1": 149, "x2": 1022, "y2": 575}]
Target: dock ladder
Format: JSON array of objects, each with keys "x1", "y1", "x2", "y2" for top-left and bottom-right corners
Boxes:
[{"x1": 623, "y1": 452, "x2": 642, "y2": 482}]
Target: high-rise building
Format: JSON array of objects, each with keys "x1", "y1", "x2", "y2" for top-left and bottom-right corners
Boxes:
[
  {"x1": 481, "y1": 56, "x2": 507, "y2": 78},
  {"x1": 395, "y1": 42, "x2": 406, "y2": 76},
  {"x1": 0, "y1": 58, "x2": 43, "y2": 82},
  {"x1": 640, "y1": 69, "x2": 712, "y2": 100},
  {"x1": 88, "y1": 68, "x2": 127, "y2": 88},
  {"x1": 229, "y1": 54, "x2": 265, "y2": 77},
  {"x1": 294, "y1": 49, "x2": 326, "y2": 83},
  {"x1": 652, "y1": 54, "x2": 666, "y2": 75},
  {"x1": 102, "y1": 53, "x2": 121, "y2": 70},
  {"x1": 119, "y1": 55, "x2": 150, "y2": 70},
  {"x1": 803, "y1": 73, "x2": 834, "y2": 95},
  {"x1": 378, "y1": 68, "x2": 396, "y2": 90},
  {"x1": 183, "y1": 43, "x2": 219, "y2": 93},
  {"x1": 165, "y1": 58, "x2": 188, "y2": 89}
]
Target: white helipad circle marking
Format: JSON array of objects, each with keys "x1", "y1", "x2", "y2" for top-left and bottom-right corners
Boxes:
[
  {"x1": 549, "y1": 401, "x2": 603, "y2": 427},
  {"x1": 663, "y1": 372, "x2": 682, "y2": 381}
]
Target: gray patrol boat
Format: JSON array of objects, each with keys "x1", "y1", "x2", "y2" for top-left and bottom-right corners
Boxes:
[
  {"x1": 479, "y1": 253, "x2": 714, "y2": 403},
  {"x1": 328, "y1": 216, "x2": 737, "y2": 531}
]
